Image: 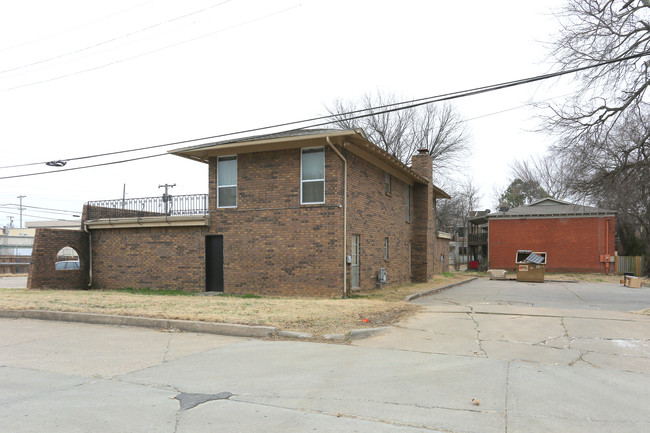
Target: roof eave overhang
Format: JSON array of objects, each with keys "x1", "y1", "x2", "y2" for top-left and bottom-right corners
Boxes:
[
  {"x1": 340, "y1": 133, "x2": 428, "y2": 186},
  {"x1": 170, "y1": 128, "x2": 436, "y2": 187},
  {"x1": 169, "y1": 130, "x2": 362, "y2": 162},
  {"x1": 487, "y1": 212, "x2": 617, "y2": 220}
]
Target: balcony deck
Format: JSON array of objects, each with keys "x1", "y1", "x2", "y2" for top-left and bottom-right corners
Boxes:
[{"x1": 84, "y1": 194, "x2": 208, "y2": 220}]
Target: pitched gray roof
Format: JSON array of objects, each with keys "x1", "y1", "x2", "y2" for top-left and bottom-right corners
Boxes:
[
  {"x1": 172, "y1": 128, "x2": 350, "y2": 153},
  {"x1": 486, "y1": 198, "x2": 616, "y2": 219}
]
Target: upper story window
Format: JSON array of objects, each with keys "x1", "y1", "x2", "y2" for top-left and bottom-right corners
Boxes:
[
  {"x1": 385, "y1": 173, "x2": 391, "y2": 194},
  {"x1": 405, "y1": 185, "x2": 411, "y2": 222},
  {"x1": 301, "y1": 147, "x2": 325, "y2": 204},
  {"x1": 217, "y1": 156, "x2": 237, "y2": 208}
]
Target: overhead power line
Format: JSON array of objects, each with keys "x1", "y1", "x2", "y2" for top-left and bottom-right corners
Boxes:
[
  {"x1": 0, "y1": 204, "x2": 79, "y2": 215},
  {"x1": 1, "y1": 50, "x2": 649, "y2": 180},
  {"x1": 0, "y1": 0, "x2": 157, "y2": 54},
  {"x1": 0, "y1": 0, "x2": 233, "y2": 76},
  {"x1": 3, "y1": 3, "x2": 300, "y2": 93},
  {"x1": 0, "y1": 209, "x2": 78, "y2": 221},
  {"x1": 0, "y1": 153, "x2": 167, "y2": 180}
]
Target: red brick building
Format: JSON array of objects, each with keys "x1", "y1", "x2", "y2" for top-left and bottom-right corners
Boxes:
[
  {"x1": 482, "y1": 198, "x2": 616, "y2": 273},
  {"x1": 29, "y1": 129, "x2": 451, "y2": 296}
]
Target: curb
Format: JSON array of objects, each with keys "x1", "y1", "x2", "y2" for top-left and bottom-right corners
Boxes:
[
  {"x1": 0, "y1": 309, "x2": 276, "y2": 338},
  {"x1": 349, "y1": 326, "x2": 390, "y2": 340},
  {"x1": 0, "y1": 309, "x2": 389, "y2": 342},
  {"x1": 276, "y1": 330, "x2": 313, "y2": 339},
  {"x1": 404, "y1": 277, "x2": 478, "y2": 302}
]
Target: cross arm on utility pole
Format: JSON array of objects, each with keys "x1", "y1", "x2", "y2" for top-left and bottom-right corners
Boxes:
[
  {"x1": 158, "y1": 184, "x2": 176, "y2": 214},
  {"x1": 17, "y1": 195, "x2": 26, "y2": 229}
]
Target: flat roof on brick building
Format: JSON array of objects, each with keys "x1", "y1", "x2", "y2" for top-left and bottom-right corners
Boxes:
[{"x1": 470, "y1": 198, "x2": 616, "y2": 224}]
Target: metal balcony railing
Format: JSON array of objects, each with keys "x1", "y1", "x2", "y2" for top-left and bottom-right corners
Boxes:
[
  {"x1": 85, "y1": 194, "x2": 208, "y2": 220},
  {"x1": 468, "y1": 233, "x2": 488, "y2": 245}
]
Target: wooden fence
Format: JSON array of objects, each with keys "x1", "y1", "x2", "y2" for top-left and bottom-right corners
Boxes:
[
  {"x1": 615, "y1": 255, "x2": 645, "y2": 277},
  {"x1": 0, "y1": 255, "x2": 30, "y2": 274}
]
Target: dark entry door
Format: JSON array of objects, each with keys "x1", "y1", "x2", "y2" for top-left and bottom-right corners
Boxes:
[{"x1": 205, "y1": 235, "x2": 224, "y2": 292}]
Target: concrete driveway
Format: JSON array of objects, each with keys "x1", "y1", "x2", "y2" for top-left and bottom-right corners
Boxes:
[
  {"x1": 413, "y1": 278, "x2": 650, "y2": 311},
  {"x1": 356, "y1": 279, "x2": 650, "y2": 371},
  {"x1": 2, "y1": 279, "x2": 650, "y2": 432}
]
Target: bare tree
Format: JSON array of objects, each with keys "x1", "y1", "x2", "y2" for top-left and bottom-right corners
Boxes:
[
  {"x1": 325, "y1": 92, "x2": 470, "y2": 177},
  {"x1": 547, "y1": 0, "x2": 650, "y2": 143},
  {"x1": 546, "y1": 1, "x2": 650, "y2": 273},
  {"x1": 409, "y1": 103, "x2": 469, "y2": 172},
  {"x1": 508, "y1": 155, "x2": 576, "y2": 201},
  {"x1": 436, "y1": 177, "x2": 482, "y2": 270},
  {"x1": 557, "y1": 105, "x2": 650, "y2": 269}
]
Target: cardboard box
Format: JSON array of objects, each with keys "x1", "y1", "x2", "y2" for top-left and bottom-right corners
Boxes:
[{"x1": 624, "y1": 276, "x2": 643, "y2": 288}]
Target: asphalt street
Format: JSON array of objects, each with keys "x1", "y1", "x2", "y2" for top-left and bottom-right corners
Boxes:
[{"x1": 1, "y1": 278, "x2": 650, "y2": 432}]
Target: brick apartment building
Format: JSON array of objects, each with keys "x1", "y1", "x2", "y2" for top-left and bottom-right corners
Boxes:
[
  {"x1": 481, "y1": 198, "x2": 616, "y2": 273},
  {"x1": 28, "y1": 129, "x2": 451, "y2": 296}
]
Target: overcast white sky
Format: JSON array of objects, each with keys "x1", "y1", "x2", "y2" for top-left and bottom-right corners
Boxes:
[{"x1": 0, "y1": 0, "x2": 570, "y2": 227}]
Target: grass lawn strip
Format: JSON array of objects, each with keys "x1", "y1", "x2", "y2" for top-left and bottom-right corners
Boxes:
[
  {"x1": 3, "y1": 272, "x2": 643, "y2": 336},
  {"x1": 0, "y1": 274, "x2": 472, "y2": 337}
]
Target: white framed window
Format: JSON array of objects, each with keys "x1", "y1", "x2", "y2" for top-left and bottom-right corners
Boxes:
[
  {"x1": 385, "y1": 173, "x2": 391, "y2": 194},
  {"x1": 384, "y1": 237, "x2": 389, "y2": 260},
  {"x1": 217, "y1": 156, "x2": 237, "y2": 208},
  {"x1": 405, "y1": 185, "x2": 411, "y2": 222},
  {"x1": 301, "y1": 147, "x2": 325, "y2": 204}
]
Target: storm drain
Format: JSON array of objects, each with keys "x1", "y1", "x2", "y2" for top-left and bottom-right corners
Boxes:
[{"x1": 175, "y1": 392, "x2": 233, "y2": 411}]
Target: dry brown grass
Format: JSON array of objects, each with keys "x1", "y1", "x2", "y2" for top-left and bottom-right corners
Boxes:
[
  {"x1": 0, "y1": 272, "x2": 473, "y2": 337},
  {"x1": 3, "y1": 271, "x2": 645, "y2": 335}
]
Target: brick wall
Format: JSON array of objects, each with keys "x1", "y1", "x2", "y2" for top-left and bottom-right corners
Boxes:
[
  {"x1": 207, "y1": 141, "x2": 441, "y2": 296},
  {"x1": 91, "y1": 226, "x2": 206, "y2": 291},
  {"x1": 27, "y1": 228, "x2": 89, "y2": 289},
  {"x1": 83, "y1": 204, "x2": 164, "y2": 221},
  {"x1": 208, "y1": 144, "x2": 344, "y2": 297},
  {"x1": 346, "y1": 151, "x2": 416, "y2": 290},
  {"x1": 488, "y1": 216, "x2": 616, "y2": 272},
  {"x1": 63, "y1": 139, "x2": 445, "y2": 296}
]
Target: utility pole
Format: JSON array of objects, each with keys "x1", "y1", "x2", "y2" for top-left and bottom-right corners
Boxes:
[
  {"x1": 158, "y1": 184, "x2": 176, "y2": 215},
  {"x1": 17, "y1": 195, "x2": 25, "y2": 229}
]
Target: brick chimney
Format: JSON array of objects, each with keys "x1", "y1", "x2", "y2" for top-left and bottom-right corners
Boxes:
[
  {"x1": 409, "y1": 148, "x2": 435, "y2": 283},
  {"x1": 410, "y1": 148, "x2": 432, "y2": 182}
]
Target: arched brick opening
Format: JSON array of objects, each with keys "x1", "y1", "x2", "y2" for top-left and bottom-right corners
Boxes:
[{"x1": 27, "y1": 228, "x2": 90, "y2": 289}]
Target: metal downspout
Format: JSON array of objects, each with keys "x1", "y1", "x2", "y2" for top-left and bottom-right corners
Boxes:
[
  {"x1": 326, "y1": 137, "x2": 347, "y2": 296},
  {"x1": 83, "y1": 223, "x2": 92, "y2": 288}
]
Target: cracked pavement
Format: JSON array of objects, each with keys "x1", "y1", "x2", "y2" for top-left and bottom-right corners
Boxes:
[{"x1": 2, "y1": 279, "x2": 650, "y2": 432}]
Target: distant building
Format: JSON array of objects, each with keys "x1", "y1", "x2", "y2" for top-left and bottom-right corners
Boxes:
[{"x1": 482, "y1": 198, "x2": 616, "y2": 273}]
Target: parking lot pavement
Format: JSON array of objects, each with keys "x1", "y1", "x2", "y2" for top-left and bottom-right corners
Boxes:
[
  {"x1": 412, "y1": 278, "x2": 650, "y2": 312},
  {"x1": 3, "y1": 316, "x2": 650, "y2": 433},
  {"x1": 2, "y1": 279, "x2": 650, "y2": 432},
  {"x1": 355, "y1": 280, "x2": 650, "y2": 372}
]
